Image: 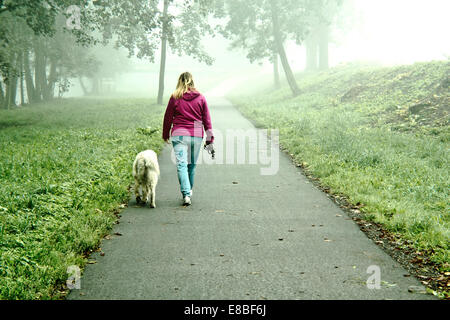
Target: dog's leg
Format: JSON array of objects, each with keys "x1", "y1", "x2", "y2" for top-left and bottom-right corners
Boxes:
[
  {"x1": 134, "y1": 178, "x2": 142, "y2": 204},
  {"x1": 142, "y1": 184, "x2": 149, "y2": 206},
  {"x1": 150, "y1": 182, "x2": 156, "y2": 208}
]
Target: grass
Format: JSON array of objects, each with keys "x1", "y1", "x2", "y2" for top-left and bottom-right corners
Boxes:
[
  {"x1": 0, "y1": 98, "x2": 164, "y2": 299},
  {"x1": 229, "y1": 60, "x2": 449, "y2": 274}
]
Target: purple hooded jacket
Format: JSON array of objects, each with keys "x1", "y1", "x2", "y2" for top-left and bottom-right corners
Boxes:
[{"x1": 162, "y1": 91, "x2": 214, "y2": 144}]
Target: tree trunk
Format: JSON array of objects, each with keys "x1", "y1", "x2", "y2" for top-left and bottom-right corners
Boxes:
[
  {"x1": 24, "y1": 49, "x2": 36, "y2": 104},
  {"x1": 44, "y1": 57, "x2": 57, "y2": 100},
  {"x1": 305, "y1": 34, "x2": 318, "y2": 71},
  {"x1": 18, "y1": 51, "x2": 25, "y2": 105},
  {"x1": 270, "y1": 0, "x2": 300, "y2": 97},
  {"x1": 157, "y1": 0, "x2": 169, "y2": 105},
  {"x1": 318, "y1": 24, "x2": 329, "y2": 70},
  {"x1": 5, "y1": 54, "x2": 18, "y2": 109},
  {"x1": 34, "y1": 41, "x2": 45, "y2": 102},
  {"x1": 6, "y1": 77, "x2": 18, "y2": 109},
  {"x1": 79, "y1": 76, "x2": 88, "y2": 95},
  {"x1": 0, "y1": 78, "x2": 5, "y2": 108},
  {"x1": 273, "y1": 51, "x2": 280, "y2": 89},
  {"x1": 9, "y1": 76, "x2": 18, "y2": 108}
]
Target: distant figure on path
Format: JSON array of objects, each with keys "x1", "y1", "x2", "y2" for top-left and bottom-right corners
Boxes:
[{"x1": 162, "y1": 72, "x2": 214, "y2": 206}]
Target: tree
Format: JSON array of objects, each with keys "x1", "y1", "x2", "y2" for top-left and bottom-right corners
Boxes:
[
  {"x1": 0, "y1": 0, "x2": 99, "y2": 107},
  {"x1": 0, "y1": 0, "x2": 216, "y2": 106},
  {"x1": 217, "y1": 0, "x2": 309, "y2": 96},
  {"x1": 216, "y1": 0, "x2": 344, "y2": 94},
  {"x1": 303, "y1": 0, "x2": 346, "y2": 71},
  {"x1": 270, "y1": 0, "x2": 300, "y2": 96},
  {"x1": 94, "y1": 0, "x2": 215, "y2": 104}
]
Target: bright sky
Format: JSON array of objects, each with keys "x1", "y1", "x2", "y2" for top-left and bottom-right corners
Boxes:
[
  {"x1": 333, "y1": 0, "x2": 450, "y2": 66},
  {"x1": 280, "y1": 0, "x2": 450, "y2": 71}
]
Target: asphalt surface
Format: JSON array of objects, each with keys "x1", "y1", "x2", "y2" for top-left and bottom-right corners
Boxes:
[{"x1": 68, "y1": 97, "x2": 434, "y2": 300}]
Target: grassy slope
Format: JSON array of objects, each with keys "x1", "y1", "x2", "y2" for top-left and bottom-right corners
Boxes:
[
  {"x1": 229, "y1": 61, "x2": 449, "y2": 273},
  {"x1": 0, "y1": 98, "x2": 164, "y2": 299}
]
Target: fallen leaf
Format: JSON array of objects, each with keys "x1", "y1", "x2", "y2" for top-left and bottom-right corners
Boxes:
[
  {"x1": 114, "y1": 232, "x2": 122, "y2": 236},
  {"x1": 408, "y1": 285, "x2": 427, "y2": 294},
  {"x1": 87, "y1": 260, "x2": 97, "y2": 264},
  {"x1": 215, "y1": 210, "x2": 225, "y2": 213}
]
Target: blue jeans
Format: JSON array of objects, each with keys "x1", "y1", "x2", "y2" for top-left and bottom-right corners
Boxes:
[{"x1": 171, "y1": 136, "x2": 203, "y2": 197}]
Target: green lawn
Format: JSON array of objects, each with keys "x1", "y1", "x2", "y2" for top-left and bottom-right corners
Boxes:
[
  {"x1": 229, "y1": 61, "x2": 449, "y2": 274},
  {"x1": 0, "y1": 98, "x2": 164, "y2": 299}
]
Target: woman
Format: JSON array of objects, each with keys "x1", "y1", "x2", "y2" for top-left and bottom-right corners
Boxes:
[{"x1": 162, "y1": 72, "x2": 214, "y2": 206}]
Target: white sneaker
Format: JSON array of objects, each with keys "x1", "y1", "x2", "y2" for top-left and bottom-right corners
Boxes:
[{"x1": 183, "y1": 196, "x2": 191, "y2": 206}]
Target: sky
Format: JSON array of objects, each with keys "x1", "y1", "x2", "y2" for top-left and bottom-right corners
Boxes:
[
  {"x1": 328, "y1": 0, "x2": 450, "y2": 66},
  {"x1": 279, "y1": 0, "x2": 450, "y2": 73}
]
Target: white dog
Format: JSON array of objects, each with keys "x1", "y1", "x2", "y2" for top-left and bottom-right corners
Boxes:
[{"x1": 132, "y1": 150, "x2": 160, "y2": 208}]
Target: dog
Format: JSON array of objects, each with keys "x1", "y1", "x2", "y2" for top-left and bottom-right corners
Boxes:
[{"x1": 132, "y1": 150, "x2": 160, "y2": 208}]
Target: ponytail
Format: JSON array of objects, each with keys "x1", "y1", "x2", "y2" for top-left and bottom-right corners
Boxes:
[{"x1": 172, "y1": 72, "x2": 196, "y2": 99}]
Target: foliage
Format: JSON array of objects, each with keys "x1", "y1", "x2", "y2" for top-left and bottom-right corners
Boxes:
[
  {"x1": 216, "y1": 0, "x2": 343, "y2": 62},
  {"x1": 215, "y1": 0, "x2": 343, "y2": 96},
  {"x1": 93, "y1": 0, "x2": 214, "y2": 64},
  {"x1": 0, "y1": 98, "x2": 165, "y2": 299}
]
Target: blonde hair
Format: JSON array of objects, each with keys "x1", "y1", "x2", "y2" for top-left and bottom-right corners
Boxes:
[{"x1": 172, "y1": 72, "x2": 196, "y2": 99}]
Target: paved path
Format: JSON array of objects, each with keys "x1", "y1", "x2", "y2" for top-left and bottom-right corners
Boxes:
[{"x1": 68, "y1": 97, "x2": 433, "y2": 300}]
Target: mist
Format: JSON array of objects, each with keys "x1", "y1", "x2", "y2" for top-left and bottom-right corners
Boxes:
[
  {"x1": 63, "y1": 0, "x2": 449, "y2": 99},
  {"x1": 332, "y1": 0, "x2": 450, "y2": 65}
]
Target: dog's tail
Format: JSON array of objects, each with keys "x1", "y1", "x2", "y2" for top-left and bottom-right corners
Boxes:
[
  {"x1": 136, "y1": 158, "x2": 147, "y2": 179},
  {"x1": 136, "y1": 157, "x2": 160, "y2": 179}
]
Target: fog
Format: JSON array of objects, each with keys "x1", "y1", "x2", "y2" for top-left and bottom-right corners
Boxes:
[
  {"x1": 63, "y1": 0, "x2": 450, "y2": 99},
  {"x1": 333, "y1": 0, "x2": 450, "y2": 65}
]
